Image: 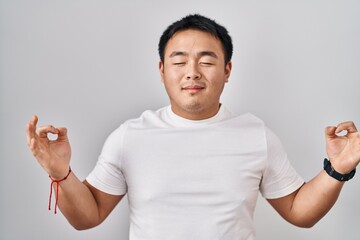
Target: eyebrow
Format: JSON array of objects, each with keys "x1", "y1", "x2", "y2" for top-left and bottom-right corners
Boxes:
[{"x1": 169, "y1": 51, "x2": 218, "y2": 59}]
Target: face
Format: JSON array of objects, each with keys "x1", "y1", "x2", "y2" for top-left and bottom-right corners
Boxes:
[{"x1": 159, "y1": 29, "x2": 232, "y2": 120}]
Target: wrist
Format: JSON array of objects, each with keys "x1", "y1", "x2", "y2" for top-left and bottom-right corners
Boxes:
[
  {"x1": 323, "y1": 158, "x2": 356, "y2": 182},
  {"x1": 329, "y1": 157, "x2": 352, "y2": 174},
  {"x1": 49, "y1": 165, "x2": 71, "y2": 180},
  {"x1": 48, "y1": 166, "x2": 72, "y2": 214}
]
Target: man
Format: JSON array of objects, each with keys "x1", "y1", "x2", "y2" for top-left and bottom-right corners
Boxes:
[{"x1": 26, "y1": 14, "x2": 360, "y2": 239}]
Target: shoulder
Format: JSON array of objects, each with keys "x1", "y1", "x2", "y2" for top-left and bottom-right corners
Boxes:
[
  {"x1": 224, "y1": 110, "x2": 287, "y2": 150},
  {"x1": 124, "y1": 106, "x2": 169, "y2": 129},
  {"x1": 223, "y1": 109, "x2": 265, "y2": 131},
  {"x1": 241, "y1": 112, "x2": 265, "y2": 126},
  {"x1": 100, "y1": 107, "x2": 167, "y2": 153}
]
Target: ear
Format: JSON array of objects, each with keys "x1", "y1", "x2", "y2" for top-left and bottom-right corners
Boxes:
[
  {"x1": 224, "y1": 61, "x2": 232, "y2": 83},
  {"x1": 159, "y1": 60, "x2": 165, "y2": 83}
]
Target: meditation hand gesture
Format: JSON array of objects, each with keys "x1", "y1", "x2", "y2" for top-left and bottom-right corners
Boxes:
[
  {"x1": 26, "y1": 115, "x2": 71, "y2": 179},
  {"x1": 325, "y1": 121, "x2": 360, "y2": 174}
]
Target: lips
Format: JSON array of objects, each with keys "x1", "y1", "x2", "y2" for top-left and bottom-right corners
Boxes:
[{"x1": 182, "y1": 84, "x2": 205, "y2": 94}]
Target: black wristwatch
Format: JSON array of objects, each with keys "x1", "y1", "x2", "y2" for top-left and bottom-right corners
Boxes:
[{"x1": 323, "y1": 158, "x2": 356, "y2": 182}]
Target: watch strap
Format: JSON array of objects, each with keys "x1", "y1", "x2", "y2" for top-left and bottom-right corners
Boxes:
[{"x1": 323, "y1": 158, "x2": 356, "y2": 182}]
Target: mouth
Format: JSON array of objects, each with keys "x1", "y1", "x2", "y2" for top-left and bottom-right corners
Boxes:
[{"x1": 182, "y1": 85, "x2": 205, "y2": 94}]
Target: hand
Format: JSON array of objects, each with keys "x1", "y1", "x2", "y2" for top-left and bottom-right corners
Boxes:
[
  {"x1": 26, "y1": 115, "x2": 71, "y2": 179},
  {"x1": 325, "y1": 121, "x2": 360, "y2": 174}
]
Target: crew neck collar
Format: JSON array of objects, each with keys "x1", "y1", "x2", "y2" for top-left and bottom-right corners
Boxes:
[{"x1": 166, "y1": 105, "x2": 226, "y2": 127}]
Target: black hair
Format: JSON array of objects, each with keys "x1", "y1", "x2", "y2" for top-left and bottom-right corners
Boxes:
[{"x1": 158, "y1": 14, "x2": 233, "y2": 64}]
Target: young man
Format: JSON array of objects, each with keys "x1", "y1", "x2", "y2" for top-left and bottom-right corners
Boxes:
[{"x1": 26, "y1": 14, "x2": 360, "y2": 240}]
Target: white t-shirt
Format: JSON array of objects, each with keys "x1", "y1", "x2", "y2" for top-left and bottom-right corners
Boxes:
[{"x1": 86, "y1": 106, "x2": 304, "y2": 240}]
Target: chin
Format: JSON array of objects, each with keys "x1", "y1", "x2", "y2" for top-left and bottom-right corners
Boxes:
[{"x1": 182, "y1": 102, "x2": 205, "y2": 113}]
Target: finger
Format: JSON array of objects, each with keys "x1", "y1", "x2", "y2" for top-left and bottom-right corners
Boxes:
[
  {"x1": 56, "y1": 127, "x2": 68, "y2": 141},
  {"x1": 37, "y1": 125, "x2": 60, "y2": 138},
  {"x1": 325, "y1": 126, "x2": 337, "y2": 139},
  {"x1": 335, "y1": 121, "x2": 358, "y2": 134},
  {"x1": 29, "y1": 137, "x2": 42, "y2": 158},
  {"x1": 29, "y1": 138, "x2": 38, "y2": 156},
  {"x1": 30, "y1": 137, "x2": 50, "y2": 162},
  {"x1": 26, "y1": 115, "x2": 38, "y2": 146}
]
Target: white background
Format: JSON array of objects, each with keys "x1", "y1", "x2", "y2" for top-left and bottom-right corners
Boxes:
[{"x1": 1, "y1": 0, "x2": 359, "y2": 239}]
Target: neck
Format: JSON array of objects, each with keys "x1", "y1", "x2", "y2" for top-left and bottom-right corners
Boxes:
[{"x1": 171, "y1": 103, "x2": 221, "y2": 120}]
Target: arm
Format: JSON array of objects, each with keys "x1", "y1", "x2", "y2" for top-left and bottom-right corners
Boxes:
[
  {"x1": 52, "y1": 173, "x2": 124, "y2": 230},
  {"x1": 26, "y1": 115, "x2": 124, "y2": 230},
  {"x1": 267, "y1": 121, "x2": 360, "y2": 228}
]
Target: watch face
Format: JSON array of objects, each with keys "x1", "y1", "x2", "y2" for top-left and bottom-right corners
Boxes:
[
  {"x1": 323, "y1": 159, "x2": 332, "y2": 172},
  {"x1": 323, "y1": 158, "x2": 330, "y2": 169}
]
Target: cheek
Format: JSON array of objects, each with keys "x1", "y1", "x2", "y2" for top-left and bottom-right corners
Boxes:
[
  {"x1": 162, "y1": 72, "x2": 181, "y2": 94},
  {"x1": 164, "y1": 67, "x2": 184, "y2": 83},
  {"x1": 205, "y1": 71, "x2": 227, "y2": 86}
]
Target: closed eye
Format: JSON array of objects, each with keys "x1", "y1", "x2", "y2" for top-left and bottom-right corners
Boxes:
[
  {"x1": 173, "y1": 62, "x2": 186, "y2": 66},
  {"x1": 200, "y1": 62, "x2": 214, "y2": 66}
]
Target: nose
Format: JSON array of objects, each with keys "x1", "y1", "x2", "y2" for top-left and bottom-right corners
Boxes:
[{"x1": 186, "y1": 63, "x2": 201, "y2": 80}]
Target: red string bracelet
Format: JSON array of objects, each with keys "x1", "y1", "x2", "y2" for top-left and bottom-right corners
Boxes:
[{"x1": 48, "y1": 167, "x2": 72, "y2": 214}]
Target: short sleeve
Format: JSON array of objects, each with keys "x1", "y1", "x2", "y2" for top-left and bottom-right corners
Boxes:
[
  {"x1": 86, "y1": 124, "x2": 128, "y2": 195},
  {"x1": 260, "y1": 127, "x2": 304, "y2": 199}
]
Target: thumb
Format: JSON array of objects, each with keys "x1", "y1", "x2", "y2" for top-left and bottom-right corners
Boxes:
[
  {"x1": 325, "y1": 126, "x2": 337, "y2": 139},
  {"x1": 56, "y1": 127, "x2": 68, "y2": 141}
]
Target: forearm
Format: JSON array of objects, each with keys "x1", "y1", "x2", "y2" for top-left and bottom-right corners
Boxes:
[
  {"x1": 289, "y1": 170, "x2": 344, "y2": 227},
  {"x1": 54, "y1": 172, "x2": 101, "y2": 230},
  {"x1": 26, "y1": 116, "x2": 122, "y2": 229}
]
